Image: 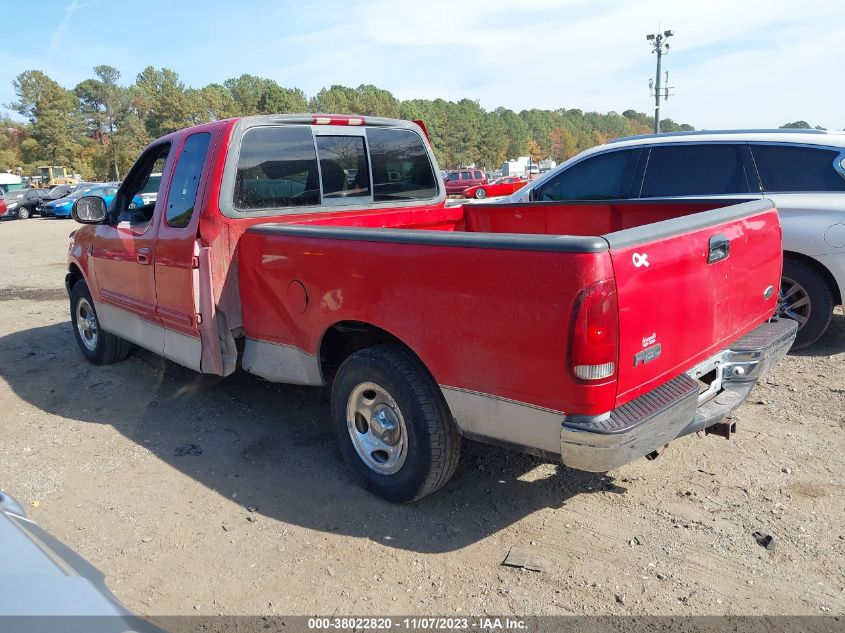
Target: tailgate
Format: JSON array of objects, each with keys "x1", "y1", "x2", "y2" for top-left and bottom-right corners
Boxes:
[{"x1": 606, "y1": 199, "x2": 782, "y2": 407}]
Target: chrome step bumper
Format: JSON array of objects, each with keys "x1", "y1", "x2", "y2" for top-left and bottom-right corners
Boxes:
[{"x1": 559, "y1": 319, "x2": 798, "y2": 472}]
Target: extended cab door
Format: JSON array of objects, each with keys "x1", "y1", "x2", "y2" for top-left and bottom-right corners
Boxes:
[
  {"x1": 153, "y1": 131, "x2": 214, "y2": 372},
  {"x1": 91, "y1": 143, "x2": 172, "y2": 352}
]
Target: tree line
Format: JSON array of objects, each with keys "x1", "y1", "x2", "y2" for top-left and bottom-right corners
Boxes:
[{"x1": 2, "y1": 64, "x2": 702, "y2": 181}]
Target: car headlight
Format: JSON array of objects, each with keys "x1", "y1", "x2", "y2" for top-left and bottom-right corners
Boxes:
[{"x1": 7, "y1": 202, "x2": 17, "y2": 209}]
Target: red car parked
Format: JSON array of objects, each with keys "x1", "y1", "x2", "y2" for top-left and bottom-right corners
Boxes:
[
  {"x1": 64, "y1": 114, "x2": 795, "y2": 502},
  {"x1": 464, "y1": 176, "x2": 527, "y2": 199},
  {"x1": 444, "y1": 168, "x2": 486, "y2": 195}
]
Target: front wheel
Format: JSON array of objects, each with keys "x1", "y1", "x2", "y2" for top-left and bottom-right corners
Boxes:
[
  {"x1": 70, "y1": 280, "x2": 134, "y2": 364},
  {"x1": 330, "y1": 345, "x2": 461, "y2": 502},
  {"x1": 779, "y1": 258, "x2": 834, "y2": 349},
  {"x1": 475, "y1": 188, "x2": 487, "y2": 199},
  {"x1": 17, "y1": 207, "x2": 30, "y2": 219}
]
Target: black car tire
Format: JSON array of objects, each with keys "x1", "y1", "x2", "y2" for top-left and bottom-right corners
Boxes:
[
  {"x1": 330, "y1": 345, "x2": 461, "y2": 503},
  {"x1": 780, "y1": 258, "x2": 834, "y2": 350},
  {"x1": 17, "y1": 206, "x2": 30, "y2": 219},
  {"x1": 70, "y1": 279, "x2": 134, "y2": 365}
]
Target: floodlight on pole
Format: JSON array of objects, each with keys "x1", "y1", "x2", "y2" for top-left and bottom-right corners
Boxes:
[{"x1": 646, "y1": 28, "x2": 673, "y2": 133}]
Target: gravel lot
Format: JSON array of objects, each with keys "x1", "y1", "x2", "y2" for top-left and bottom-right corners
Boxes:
[{"x1": 0, "y1": 216, "x2": 843, "y2": 617}]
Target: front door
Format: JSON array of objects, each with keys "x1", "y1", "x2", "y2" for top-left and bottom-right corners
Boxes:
[{"x1": 91, "y1": 143, "x2": 173, "y2": 354}]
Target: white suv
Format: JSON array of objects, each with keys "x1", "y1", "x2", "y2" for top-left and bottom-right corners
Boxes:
[{"x1": 509, "y1": 130, "x2": 845, "y2": 348}]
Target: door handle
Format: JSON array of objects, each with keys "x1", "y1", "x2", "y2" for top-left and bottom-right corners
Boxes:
[
  {"x1": 137, "y1": 247, "x2": 151, "y2": 265},
  {"x1": 707, "y1": 234, "x2": 730, "y2": 264}
]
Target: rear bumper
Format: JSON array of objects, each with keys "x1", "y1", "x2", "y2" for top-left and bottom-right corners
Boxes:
[{"x1": 559, "y1": 319, "x2": 798, "y2": 472}]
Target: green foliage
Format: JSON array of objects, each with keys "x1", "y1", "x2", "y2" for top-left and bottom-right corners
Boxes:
[
  {"x1": 780, "y1": 121, "x2": 812, "y2": 129},
  {"x1": 3, "y1": 67, "x2": 702, "y2": 180}
]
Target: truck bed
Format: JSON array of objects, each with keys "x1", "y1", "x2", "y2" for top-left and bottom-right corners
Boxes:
[
  {"x1": 241, "y1": 197, "x2": 781, "y2": 421},
  {"x1": 292, "y1": 198, "x2": 735, "y2": 237}
]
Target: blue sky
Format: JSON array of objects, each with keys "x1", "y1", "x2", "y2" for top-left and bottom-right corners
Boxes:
[{"x1": 1, "y1": 0, "x2": 843, "y2": 130}]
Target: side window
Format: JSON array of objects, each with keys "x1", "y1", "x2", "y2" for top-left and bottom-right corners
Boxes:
[
  {"x1": 751, "y1": 144, "x2": 845, "y2": 192},
  {"x1": 641, "y1": 144, "x2": 750, "y2": 197},
  {"x1": 536, "y1": 149, "x2": 640, "y2": 201},
  {"x1": 448, "y1": 173, "x2": 459, "y2": 181},
  {"x1": 166, "y1": 132, "x2": 212, "y2": 227},
  {"x1": 115, "y1": 143, "x2": 171, "y2": 226},
  {"x1": 367, "y1": 128, "x2": 437, "y2": 201},
  {"x1": 315, "y1": 135, "x2": 370, "y2": 200},
  {"x1": 474, "y1": 171, "x2": 483, "y2": 179},
  {"x1": 234, "y1": 126, "x2": 320, "y2": 211},
  {"x1": 461, "y1": 172, "x2": 472, "y2": 180}
]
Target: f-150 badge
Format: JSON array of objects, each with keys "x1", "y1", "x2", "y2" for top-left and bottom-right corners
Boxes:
[{"x1": 635, "y1": 343, "x2": 662, "y2": 366}]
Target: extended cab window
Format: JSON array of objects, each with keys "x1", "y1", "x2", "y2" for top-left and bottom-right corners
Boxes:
[
  {"x1": 316, "y1": 136, "x2": 370, "y2": 200},
  {"x1": 535, "y1": 148, "x2": 640, "y2": 201},
  {"x1": 115, "y1": 143, "x2": 170, "y2": 226},
  {"x1": 367, "y1": 128, "x2": 437, "y2": 201},
  {"x1": 751, "y1": 144, "x2": 845, "y2": 192},
  {"x1": 641, "y1": 144, "x2": 751, "y2": 197},
  {"x1": 234, "y1": 126, "x2": 320, "y2": 210},
  {"x1": 166, "y1": 133, "x2": 212, "y2": 227}
]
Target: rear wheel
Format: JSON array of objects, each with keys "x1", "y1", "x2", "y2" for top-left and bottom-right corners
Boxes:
[
  {"x1": 17, "y1": 207, "x2": 30, "y2": 219},
  {"x1": 330, "y1": 345, "x2": 461, "y2": 502},
  {"x1": 475, "y1": 188, "x2": 487, "y2": 199},
  {"x1": 779, "y1": 258, "x2": 834, "y2": 349},
  {"x1": 70, "y1": 279, "x2": 133, "y2": 364}
]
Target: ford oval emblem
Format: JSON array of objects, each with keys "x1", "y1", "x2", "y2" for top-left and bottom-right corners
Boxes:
[{"x1": 763, "y1": 285, "x2": 775, "y2": 300}]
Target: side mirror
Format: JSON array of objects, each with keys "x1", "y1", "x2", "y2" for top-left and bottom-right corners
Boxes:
[{"x1": 72, "y1": 196, "x2": 108, "y2": 224}]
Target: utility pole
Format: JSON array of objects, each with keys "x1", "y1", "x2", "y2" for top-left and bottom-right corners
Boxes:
[{"x1": 646, "y1": 29, "x2": 673, "y2": 133}]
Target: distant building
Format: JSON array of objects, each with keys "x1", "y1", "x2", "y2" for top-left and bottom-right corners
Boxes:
[{"x1": 501, "y1": 160, "x2": 525, "y2": 177}]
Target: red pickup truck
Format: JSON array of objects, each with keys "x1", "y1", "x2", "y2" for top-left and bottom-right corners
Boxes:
[{"x1": 65, "y1": 114, "x2": 797, "y2": 502}]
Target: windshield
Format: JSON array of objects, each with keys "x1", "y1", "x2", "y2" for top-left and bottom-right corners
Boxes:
[
  {"x1": 68, "y1": 187, "x2": 97, "y2": 199},
  {"x1": 5, "y1": 190, "x2": 27, "y2": 200},
  {"x1": 47, "y1": 186, "x2": 66, "y2": 196}
]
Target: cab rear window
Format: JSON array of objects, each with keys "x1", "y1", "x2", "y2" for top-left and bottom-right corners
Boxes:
[
  {"x1": 232, "y1": 125, "x2": 437, "y2": 212},
  {"x1": 367, "y1": 128, "x2": 437, "y2": 201}
]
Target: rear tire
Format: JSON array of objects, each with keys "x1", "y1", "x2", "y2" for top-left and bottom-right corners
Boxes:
[
  {"x1": 70, "y1": 279, "x2": 133, "y2": 364},
  {"x1": 330, "y1": 345, "x2": 461, "y2": 502},
  {"x1": 779, "y1": 258, "x2": 834, "y2": 349}
]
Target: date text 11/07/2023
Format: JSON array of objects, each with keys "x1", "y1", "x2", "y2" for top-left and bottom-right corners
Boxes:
[{"x1": 307, "y1": 616, "x2": 528, "y2": 631}]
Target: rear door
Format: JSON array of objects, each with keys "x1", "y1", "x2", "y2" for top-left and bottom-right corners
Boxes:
[
  {"x1": 606, "y1": 199, "x2": 783, "y2": 406},
  {"x1": 637, "y1": 143, "x2": 760, "y2": 198},
  {"x1": 153, "y1": 131, "x2": 214, "y2": 372}
]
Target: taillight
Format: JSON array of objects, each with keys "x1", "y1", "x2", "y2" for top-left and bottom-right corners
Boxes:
[{"x1": 569, "y1": 280, "x2": 619, "y2": 381}]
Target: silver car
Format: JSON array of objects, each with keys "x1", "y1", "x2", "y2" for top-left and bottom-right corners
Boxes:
[
  {"x1": 0, "y1": 489, "x2": 160, "y2": 631},
  {"x1": 508, "y1": 129, "x2": 845, "y2": 348}
]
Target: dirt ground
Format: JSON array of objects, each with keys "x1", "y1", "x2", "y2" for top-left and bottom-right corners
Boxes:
[{"x1": 0, "y1": 216, "x2": 843, "y2": 617}]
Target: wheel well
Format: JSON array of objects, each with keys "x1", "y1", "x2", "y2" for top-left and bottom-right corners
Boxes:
[
  {"x1": 784, "y1": 251, "x2": 842, "y2": 306},
  {"x1": 319, "y1": 321, "x2": 424, "y2": 385},
  {"x1": 67, "y1": 263, "x2": 84, "y2": 289}
]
